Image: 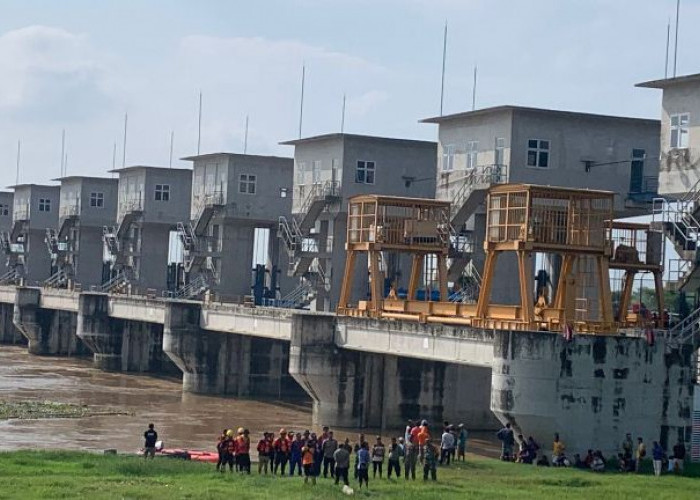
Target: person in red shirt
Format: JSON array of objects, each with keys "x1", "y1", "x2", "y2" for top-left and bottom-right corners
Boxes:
[
  {"x1": 257, "y1": 432, "x2": 271, "y2": 474},
  {"x1": 216, "y1": 429, "x2": 228, "y2": 472},
  {"x1": 273, "y1": 429, "x2": 290, "y2": 475},
  {"x1": 224, "y1": 430, "x2": 236, "y2": 472},
  {"x1": 236, "y1": 428, "x2": 251, "y2": 474}
]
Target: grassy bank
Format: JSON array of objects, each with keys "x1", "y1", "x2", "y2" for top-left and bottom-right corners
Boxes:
[
  {"x1": 0, "y1": 450, "x2": 697, "y2": 499},
  {"x1": 0, "y1": 400, "x2": 129, "y2": 420}
]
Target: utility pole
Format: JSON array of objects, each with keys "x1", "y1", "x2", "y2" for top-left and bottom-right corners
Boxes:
[{"x1": 440, "y1": 21, "x2": 448, "y2": 115}]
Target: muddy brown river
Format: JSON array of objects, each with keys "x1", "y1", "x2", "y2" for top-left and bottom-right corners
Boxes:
[{"x1": 0, "y1": 346, "x2": 499, "y2": 456}]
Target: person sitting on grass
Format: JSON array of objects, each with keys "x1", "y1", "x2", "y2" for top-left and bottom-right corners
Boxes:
[
  {"x1": 423, "y1": 438, "x2": 439, "y2": 481},
  {"x1": 517, "y1": 434, "x2": 532, "y2": 464},
  {"x1": 302, "y1": 441, "x2": 317, "y2": 486},
  {"x1": 357, "y1": 442, "x2": 370, "y2": 490},
  {"x1": 617, "y1": 453, "x2": 632, "y2": 472},
  {"x1": 591, "y1": 451, "x2": 605, "y2": 473},
  {"x1": 669, "y1": 440, "x2": 686, "y2": 473},
  {"x1": 583, "y1": 449, "x2": 594, "y2": 469},
  {"x1": 536, "y1": 454, "x2": 550, "y2": 467},
  {"x1": 552, "y1": 433, "x2": 567, "y2": 467}
]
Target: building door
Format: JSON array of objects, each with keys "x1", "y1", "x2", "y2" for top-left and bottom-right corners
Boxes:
[{"x1": 629, "y1": 149, "x2": 645, "y2": 193}]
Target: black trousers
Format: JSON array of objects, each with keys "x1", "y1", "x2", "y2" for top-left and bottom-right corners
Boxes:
[
  {"x1": 372, "y1": 461, "x2": 383, "y2": 477},
  {"x1": 440, "y1": 448, "x2": 451, "y2": 465},
  {"x1": 335, "y1": 466, "x2": 349, "y2": 485},
  {"x1": 423, "y1": 463, "x2": 437, "y2": 481},
  {"x1": 274, "y1": 454, "x2": 288, "y2": 475},
  {"x1": 323, "y1": 457, "x2": 335, "y2": 477},
  {"x1": 387, "y1": 459, "x2": 401, "y2": 478}
]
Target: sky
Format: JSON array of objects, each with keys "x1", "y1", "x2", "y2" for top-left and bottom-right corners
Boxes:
[{"x1": 0, "y1": 0, "x2": 699, "y2": 188}]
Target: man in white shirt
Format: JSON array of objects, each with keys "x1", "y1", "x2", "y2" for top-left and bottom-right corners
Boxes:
[{"x1": 440, "y1": 428, "x2": 455, "y2": 465}]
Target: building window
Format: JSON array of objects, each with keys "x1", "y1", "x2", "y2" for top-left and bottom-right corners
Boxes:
[
  {"x1": 38, "y1": 198, "x2": 51, "y2": 212},
  {"x1": 442, "y1": 145, "x2": 456, "y2": 171},
  {"x1": 280, "y1": 188, "x2": 288, "y2": 198},
  {"x1": 0, "y1": 204, "x2": 8, "y2": 216},
  {"x1": 355, "y1": 160, "x2": 375, "y2": 184},
  {"x1": 527, "y1": 139, "x2": 550, "y2": 168},
  {"x1": 239, "y1": 174, "x2": 257, "y2": 194},
  {"x1": 296, "y1": 162, "x2": 306, "y2": 185},
  {"x1": 494, "y1": 137, "x2": 505, "y2": 166},
  {"x1": 155, "y1": 184, "x2": 170, "y2": 201},
  {"x1": 90, "y1": 192, "x2": 104, "y2": 208},
  {"x1": 670, "y1": 113, "x2": 690, "y2": 149},
  {"x1": 466, "y1": 141, "x2": 479, "y2": 169},
  {"x1": 312, "y1": 160, "x2": 322, "y2": 184}
]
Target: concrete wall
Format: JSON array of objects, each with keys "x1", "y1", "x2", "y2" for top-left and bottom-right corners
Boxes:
[
  {"x1": 289, "y1": 313, "x2": 498, "y2": 430},
  {"x1": 143, "y1": 168, "x2": 192, "y2": 225},
  {"x1": 510, "y1": 109, "x2": 660, "y2": 216},
  {"x1": 134, "y1": 222, "x2": 172, "y2": 292},
  {"x1": 491, "y1": 330, "x2": 694, "y2": 457},
  {"x1": 0, "y1": 191, "x2": 14, "y2": 277},
  {"x1": 163, "y1": 301, "x2": 305, "y2": 398},
  {"x1": 73, "y1": 225, "x2": 107, "y2": 288},
  {"x1": 0, "y1": 302, "x2": 24, "y2": 345},
  {"x1": 656, "y1": 80, "x2": 700, "y2": 197},
  {"x1": 13, "y1": 185, "x2": 60, "y2": 228}
]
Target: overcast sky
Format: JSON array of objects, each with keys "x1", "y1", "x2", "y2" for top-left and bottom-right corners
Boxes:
[{"x1": 0, "y1": 0, "x2": 698, "y2": 187}]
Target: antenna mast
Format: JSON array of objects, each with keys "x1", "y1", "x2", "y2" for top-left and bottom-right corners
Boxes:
[
  {"x1": 122, "y1": 112, "x2": 128, "y2": 167},
  {"x1": 197, "y1": 90, "x2": 203, "y2": 154},
  {"x1": 244, "y1": 115, "x2": 249, "y2": 154},
  {"x1": 15, "y1": 140, "x2": 21, "y2": 185},
  {"x1": 440, "y1": 21, "x2": 448, "y2": 115},
  {"x1": 472, "y1": 66, "x2": 478, "y2": 111},
  {"x1": 298, "y1": 64, "x2": 306, "y2": 139},
  {"x1": 169, "y1": 130, "x2": 175, "y2": 168},
  {"x1": 60, "y1": 129, "x2": 66, "y2": 177},
  {"x1": 673, "y1": 0, "x2": 680, "y2": 77},
  {"x1": 341, "y1": 93, "x2": 346, "y2": 133}
]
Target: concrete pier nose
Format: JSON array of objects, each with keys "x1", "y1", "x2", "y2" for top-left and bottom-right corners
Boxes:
[
  {"x1": 490, "y1": 330, "x2": 694, "y2": 456},
  {"x1": 76, "y1": 293, "x2": 124, "y2": 370},
  {"x1": 13, "y1": 287, "x2": 85, "y2": 356}
]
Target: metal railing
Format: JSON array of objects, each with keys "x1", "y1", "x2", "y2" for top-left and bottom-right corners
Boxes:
[
  {"x1": 59, "y1": 201, "x2": 80, "y2": 218},
  {"x1": 102, "y1": 226, "x2": 120, "y2": 255},
  {"x1": 191, "y1": 190, "x2": 225, "y2": 223},
  {"x1": 13, "y1": 204, "x2": 30, "y2": 221},
  {"x1": 100, "y1": 271, "x2": 129, "y2": 293},
  {"x1": 448, "y1": 164, "x2": 508, "y2": 220},
  {"x1": 174, "y1": 274, "x2": 209, "y2": 299},
  {"x1": 0, "y1": 268, "x2": 19, "y2": 285},
  {"x1": 296, "y1": 180, "x2": 341, "y2": 216},
  {"x1": 43, "y1": 270, "x2": 67, "y2": 288},
  {"x1": 278, "y1": 215, "x2": 303, "y2": 254},
  {"x1": 652, "y1": 198, "x2": 700, "y2": 255},
  {"x1": 118, "y1": 196, "x2": 143, "y2": 217}
]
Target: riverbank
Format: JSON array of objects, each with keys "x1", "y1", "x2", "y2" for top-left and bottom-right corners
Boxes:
[{"x1": 0, "y1": 450, "x2": 697, "y2": 499}]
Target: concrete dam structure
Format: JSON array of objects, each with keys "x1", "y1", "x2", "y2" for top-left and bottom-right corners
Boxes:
[{"x1": 0, "y1": 284, "x2": 692, "y2": 456}]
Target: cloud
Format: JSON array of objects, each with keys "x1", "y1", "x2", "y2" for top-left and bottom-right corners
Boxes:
[{"x1": 0, "y1": 25, "x2": 111, "y2": 121}]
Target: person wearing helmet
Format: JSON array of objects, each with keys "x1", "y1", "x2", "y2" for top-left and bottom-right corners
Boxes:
[
  {"x1": 273, "y1": 429, "x2": 290, "y2": 475},
  {"x1": 225, "y1": 430, "x2": 237, "y2": 472}
]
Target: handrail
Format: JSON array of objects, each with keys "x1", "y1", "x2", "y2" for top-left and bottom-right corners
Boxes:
[
  {"x1": 449, "y1": 163, "x2": 508, "y2": 220},
  {"x1": 100, "y1": 271, "x2": 128, "y2": 293},
  {"x1": 298, "y1": 180, "x2": 340, "y2": 216}
]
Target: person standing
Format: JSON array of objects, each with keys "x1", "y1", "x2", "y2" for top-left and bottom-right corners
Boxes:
[
  {"x1": 652, "y1": 441, "x2": 663, "y2": 477},
  {"x1": 635, "y1": 437, "x2": 646, "y2": 473},
  {"x1": 273, "y1": 429, "x2": 290, "y2": 475},
  {"x1": 621, "y1": 433, "x2": 634, "y2": 461},
  {"x1": 257, "y1": 432, "x2": 271, "y2": 474},
  {"x1": 333, "y1": 444, "x2": 351, "y2": 486},
  {"x1": 322, "y1": 431, "x2": 338, "y2": 478},
  {"x1": 496, "y1": 423, "x2": 515, "y2": 461},
  {"x1": 289, "y1": 432, "x2": 304, "y2": 476},
  {"x1": 440, "y1": 427, "x2": 455, "y2": 465},
  {"x1": 302, "y1": 441, "x2": 317, "y2": 486},
  {"x1": 143, "y1": 423, "x2": 158, "y2": 459},
  {"x1": 457, "y1": 424, "x2": 468, "y2": 461},
  {"x1": 404, "y1": 437, "x2": 418, "y2": 480},
  {"x1": 216, "y1": 429, "x2": 229, "y2": 471},
  {"x1": 225, "y1": 430, "x2": 237, "y2": 472},
  {"x1": 371, "y1": 436, "x2": 385, "y2": 478},
  {"x1": 353, "y1": 433, "x2": 365, "y2": 480},
  {"x1": 357, "y1": 442, "x2": 370, "y2": 490},
  {"x1": 423, "y1": 439, "x2": 438, "y2": 481},
  {"x1": 236, "y1": 429, "x2": 251, "y2": 474},
  {"x1": 387, "y1": 437, "x2": 403, "y2": 479},
  {"x1": 404, "y1": 420, "x2": 414, "y2": 444}
]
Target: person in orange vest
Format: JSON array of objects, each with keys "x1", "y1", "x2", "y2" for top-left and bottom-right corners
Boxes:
[
  {"x1": 236, "y1": 428, "x2": 251, "y2": 474},
  {"x1": 302, "y1": 441, "x2": 317, "y2": 485},
  {"x1": 273, "y1": 428, "x2": 290, "y2": 475},
  {"x1": 257, "y1": 432, "x2": 272, "y2": 474},
  {"x1": 417, "y1": 421, "x2": 431, "y2": 463}
]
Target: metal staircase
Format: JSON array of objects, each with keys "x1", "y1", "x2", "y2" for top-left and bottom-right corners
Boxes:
[
  {"x1": 449, "y1": 164, "x2": 508, "y2": 229},
  {"x1": 43, "y1": 269, "x2": 68, "y2": 288},
  {"x1": 653, "y1": 195, "x2": 700, "y2": 291},
  {"x1": 0, "y1": 268, "x2": 19, "y2": 286},
  {"x1": 174, "y1": 273, "x2": 210, "y2": 299},
  {"x1": 449, "y1": 260, "x2": 482, "y2": 303},
  {"x1": 100, "y1": 270, "x2": 130, "y2": 293},
  {"x1": 177, "y1": 192, "x2": 225, "y2": 278},
  {"x1": 0, "y1": 231, "x2": 11, "y2": 255},
  {"x1": 45, "y1": 228, "x2": 60, "y2": 256},
  {"x1": 103, "y1": 226, "x2": 123, "y2": 264}
]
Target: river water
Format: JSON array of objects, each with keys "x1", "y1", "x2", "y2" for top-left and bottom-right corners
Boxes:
[{"x1": 0, "y1": 346, "x2": 499, "y2": 456}]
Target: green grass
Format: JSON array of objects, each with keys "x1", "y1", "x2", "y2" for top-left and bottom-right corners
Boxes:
[
  {"x1": 0, "y1": 400, "x2": 129, "y2": 420},
  {"x1": 0, "y1": 450, "x2": 698, "y2": 499}
]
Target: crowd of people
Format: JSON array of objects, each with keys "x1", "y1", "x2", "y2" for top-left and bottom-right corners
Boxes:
[
  {"x1": 208, "y1": 419, "x2": 468, "y2": 488},
  {"x1": 496, "y1": 424, "x2": 688, "y2": 476}
]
